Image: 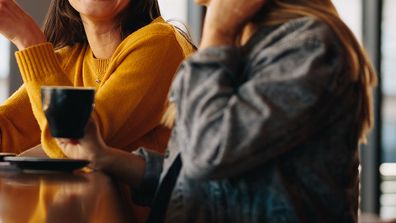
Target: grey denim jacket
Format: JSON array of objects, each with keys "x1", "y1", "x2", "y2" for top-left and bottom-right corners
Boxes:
[{"x1": 134, "y1": 16, "x2": 362, "y2": 223}]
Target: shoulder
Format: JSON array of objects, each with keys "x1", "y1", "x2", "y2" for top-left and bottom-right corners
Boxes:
[
  {"x1": 118, "y1": 17, "x2": 195, "y2": 56},
  {"x1": 124, "y1": 17, "x2": 180, "y2": 45},
  {"x1": 270, "y1": 16, "x2": 339, "y2": 45},
  {"x1": 242, "y1": 17, "x2": 348, "y2": 92},
  {"x1": 276, "y1": 16, "x2": 337, "y2": 40},
  {"x1": 245, "y1": 16, "x2": 345, "y2": 71},
  {"x1": 247, "y1": 17, "x2": 342, "y2": 57},
  {"x1": 139, "y1": 17, "x2": 177, "y2": 36}
]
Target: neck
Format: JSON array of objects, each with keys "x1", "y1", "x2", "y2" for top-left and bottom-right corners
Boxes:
[{"x1": 81, "y1": 18, "x2": 122, "y2": 59}]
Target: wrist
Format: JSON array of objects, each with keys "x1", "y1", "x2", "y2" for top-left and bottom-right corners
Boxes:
[
  {"x1": 200, "y1": 27, "x2": 238, "y2": 49},
  {"x1": 13, "y1": 29, "x2": 46, "y2": 50},
  {"x1": 90, "y1": 147, "x2": 113, "y2": 171}
]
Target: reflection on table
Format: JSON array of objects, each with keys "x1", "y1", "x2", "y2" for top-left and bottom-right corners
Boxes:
[{"x1": 0, "y1": 169, "x2": 132, "y2": 223}]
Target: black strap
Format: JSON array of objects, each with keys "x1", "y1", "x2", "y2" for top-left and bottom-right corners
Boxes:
[{"x1": 146, "y1": 154, "x2": 182, "y2": 223}]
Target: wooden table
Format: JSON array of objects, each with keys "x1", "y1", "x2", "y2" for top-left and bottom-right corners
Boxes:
[{"x1": 0, "y1": 167, "x2": 134, "y2": 223}]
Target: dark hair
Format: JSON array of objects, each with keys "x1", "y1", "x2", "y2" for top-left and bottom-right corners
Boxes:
[{"x1": 43, "y1": 0, "x2": 161, "y2": 49}]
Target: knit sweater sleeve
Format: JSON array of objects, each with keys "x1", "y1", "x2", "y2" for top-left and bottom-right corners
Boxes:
[
  {"x1": 0, "y1": 85, "x2": 41, "y2": 153},
  {"x1": 14, "y1": 43, "x2": 77, "y2": 157},
  {"x1": 14, "y1": 25, "x2": 187, "y2": 158}
]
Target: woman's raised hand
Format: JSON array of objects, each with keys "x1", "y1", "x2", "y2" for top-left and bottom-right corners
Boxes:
[
  {"x1": 0, "y1": 0, "x2": 46, "y2": 50},
  {"x1": 56, "y1": 118, "x2": 109, "y2": 170},
  {"x1": 200, "y1": 0, "x2": 267, "y2": 48}
]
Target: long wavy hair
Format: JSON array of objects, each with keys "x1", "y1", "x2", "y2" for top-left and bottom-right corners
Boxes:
[
  {"x1": 163, "y1": 0, "x2": 377, "y2": 144},
  {"x1": 43, "y1": 0, "x2": 161, "y2": 49},
  {"x1": 251, "y1": 0, "x2": 377, "y2": 143}
]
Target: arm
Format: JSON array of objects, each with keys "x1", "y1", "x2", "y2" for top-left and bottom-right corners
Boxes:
[
  {"x1": 14, "y1": 29, "x2": 186, "y2": 157},
  {"x1": 57, "y1": 119, "x2": 162, "y2": 196},
  {"x1": 96, "y1": 147, "x2": 164, "y2": 206},
  {"x1": 0, "y1": 86, "x2": 41, "y2": 153},
  {"x1": 172, "y1": 19, "x2": 346, "y2": 180},
  {"x1": 94, "y1": 148, "x2": 146, "y2": 188},
  {"x1": 0, "y1": 0, "x2": 48, "y2": 152}
]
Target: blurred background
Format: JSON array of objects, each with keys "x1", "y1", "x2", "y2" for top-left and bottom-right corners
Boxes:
[{"x1": 0, "y1": 0, "x2": 393, "y2": 220}]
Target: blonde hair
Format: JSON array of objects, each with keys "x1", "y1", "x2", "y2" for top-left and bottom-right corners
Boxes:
[
  {"x1": 162, "y1": 0, "x2": 377, "y2": 143},
  {"x1": 161, "y1": 101, "x2": 177, "y2": 129},
  {"x1": 254, "y1": 0, "x2": 377, "y2": 143}
]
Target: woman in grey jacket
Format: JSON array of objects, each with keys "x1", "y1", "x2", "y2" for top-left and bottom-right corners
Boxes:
[{"x1": 58, "y1": 0, "x2": 377, "y2": 222}]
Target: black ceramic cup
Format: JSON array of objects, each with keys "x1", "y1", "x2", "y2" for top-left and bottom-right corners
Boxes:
[{"x1": 41, "y1": 86, "x2": 95, "y2": 139}]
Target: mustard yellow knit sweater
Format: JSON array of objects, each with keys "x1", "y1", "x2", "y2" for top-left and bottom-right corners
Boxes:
[{"x1": 0, "y1": 17, "x2": 194, "y2": 157}]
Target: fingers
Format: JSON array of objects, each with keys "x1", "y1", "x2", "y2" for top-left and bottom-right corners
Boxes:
[
  {"x1": 232, "y1": 0, "x2": 268, "y2": 21},
  {"x1": 84, "y1": 117, "x2": 99, "y2": 138},
  {"x1": 202, "y1": 0, "x2": 269, "y2": 43},
  {"x1": 253, "y1": 0, "x2": 267, "y2": 7},
  {"x1": 85, "y1": 117, "x2": 96, "y2": 130},
  {"x1": 56, "y1": 117, "x2": 98, "y2": 146},
  {"x1": 55, "y1": 117, "x2": 105, "y2": 162}
]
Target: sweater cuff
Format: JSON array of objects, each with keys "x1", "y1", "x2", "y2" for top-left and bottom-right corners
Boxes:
[
  {"x1": 15, "y1": 42, "x2": 61, "y2": 82},
  {"x1": 131, "y1": 147, "x2": 164, "y2": 206}
]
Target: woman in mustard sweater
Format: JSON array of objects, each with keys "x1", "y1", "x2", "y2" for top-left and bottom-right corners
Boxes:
[{"x1": 0, "y1": 0, "x2": 194, "y2": 157}]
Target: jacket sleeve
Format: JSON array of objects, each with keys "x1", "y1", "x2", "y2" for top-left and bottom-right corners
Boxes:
[
  {"x1": 171, "y1": 20, "x2": 347, "y2": 180},
  {"x1": 131, "y1": 148, "x2": 164, "y2": 206}
]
